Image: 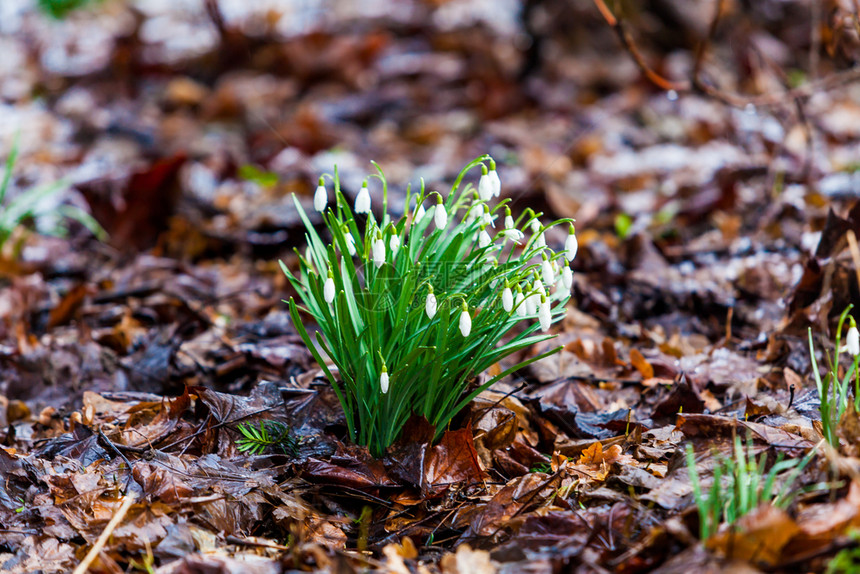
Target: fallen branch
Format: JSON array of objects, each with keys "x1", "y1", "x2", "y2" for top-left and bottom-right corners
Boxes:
[{"x1": 592, "y1": 0, "x2": 860, "y2": 108}]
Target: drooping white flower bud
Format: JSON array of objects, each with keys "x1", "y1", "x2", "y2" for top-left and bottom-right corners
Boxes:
[
  {"x1": 530, "y1": 218, "x2": 541, "y2": 234},
  {"x1": 344, "y1": 229, "x2": 356, "y2": 256},
  {"x1": 849, "y1": 325, "x2": 860, "y2": 356},
  {"x1": 415, "y1": 202, "x2": 426, "y2": 223},
  {"x1": 478, "y1": 164, "x2": 493, "y2": 201},
  {"x1": 380, "y1": 364, "x2": 389, "y2": 394},
  {"x1": 482, "y1": 204, "x2": 494, "y2": 227},
  {"x1": 538, "y1": 295, "x2": 552, "y2": 332},
  {"x1": 502, "y1": 207, "x2": 523, "y2": 243},
  {"x1": 515, "y1": 286, "x2": 526, "y2": 318},
  {"x1": 504, "y1": 207, "x2": 514, "y2": 230},
  {"x1": 324, "y1": 270, "x2": 335, "y2": 303},
  {"x1": 425, "y1": 287, "x2": 437, "y2": 319},
  {"x1": 459, "y1": 303, "x2": 472, "y2": 337},
  {"x1": 504, "y1": 228, "x2": 523, "y2": 244},
  {"x1": 541, "y1": 253, "x2": 554, "y2": 285},
  {"x1": 390, "y1": 234, "x2": 400, "y2": 255},
  {"x1": 502, "y1": 285, "x2": 514, "y2": 312},
  {"x1": 488, "y1": 159, "x2": 501, "y2": 197},
  {"x1": 562, "y1": 262, "x2": 573, "y2": 290},
  {"x1": 372, "y1": 233, "x2": 386, "y2": 268},
  {"x1": 355, "y1": 181, "x2": 371, "y2": 213},
  {"x1": 314, "y1": 177, "x2": 327, "y2": 212},
  {"x1": 478, "y1": 226, "x2": 491, "y2": 248},
  {"x1": 525, "y1": 285, "x2": 537, "y2": 315},
  {"x1": 534, "y1": 277, "x2": 545, "y2": 295},
  {"x1": 434, "y1": 194, "x2": 447, "y2": 230},
  {"x1": 565, "y1": 224, "x2": 578, "y2": 261},
  {"x1": 534, "y1": 231, "x2": 546, "y2": 249}
]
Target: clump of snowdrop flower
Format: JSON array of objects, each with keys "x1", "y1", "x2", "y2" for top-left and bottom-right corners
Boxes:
[{"x1": 282, "y1": 155, "x2": 577, "y2": 456}]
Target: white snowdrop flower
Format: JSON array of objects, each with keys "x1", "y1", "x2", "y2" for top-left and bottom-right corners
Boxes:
[
  {"x1": 390, "y1": 234, "x2": 400, "y2": 255},
  {"x1": 541, "y1": 254, "x2": 554, "y2": 285},
  {"x1": 478, "y1": 227, "x2": 492, "y2": 248},
  {"x1": 565, "y1": 224, "x2": 578, "y2": 261},
  {"x1": 355, "y1": 181, "x2": 371, "y2": 213},
  {"x1": 425, "y1": 287, "x2": 437, "y2": 319},
  {"x1": 314, "y1": 177, "x2": 327, "y2": 212},
  {"x1": 482, "y1": 204, "x2": 494, "y2": 227},
  {"x1": 465, "y1": 205, "x2": 478, "y2": 225},
  {"x1": 849, "y1": 325, "x2": 860, "y2": 356},
  {"x1": 372, "y1": 234, "x2": 386, "y2": 268},
  {"x1": 534, "y1": 278, "x2": 545, "y2": 295},
  {"x1": 466, "y1": 193, "x2": 482, "y2": 226},
  {"x1": 534, "y1": 231, "x2": 546, "y2": 249},
  {"x1": 552, "y1": 261, "x2": 562, "y2": 286},
  {"x1": 459, "y1": 304, "x2": 472, "y2": 337},
  {"x1": 344, "y1": 229, "x2": 356, "y2": 256},
  {"x1": 502, "y1": 207, "x2": 521, "y2": 242},
  {"x1": 515, "y1": 287, "x2": 526, "y2": 317},
  {"x1": 434, "y1": 195, "x2": 448, "y2": 230},
  {"x1": 488, "y1": 159, "x2": 501, "y2": 197},
  {"x1": 503, "y1": 228, "x2": 523, "y2": 244},
  {"x1": 478, "y1": 165, "x2": 493, "y2": 201},
  {"x1": 562, "y1": 263, "x2": 573, "y2": 290},
  {"x1": 324, "y1": 271, "x2": 335, "y2": 304},
  {"x1": 380, "y1": 365, "x2": 389, "y2": 394},
  {"x1": 502, "y1": 285, "x2": 514, "y2": 312},
  {"x1": 415, "y1": 203, "x2": 426, "y2": 223},
  {"x1": 538, "y1": 295, "x2": 552, "y2": 332},
  {"x1": 525, "y1": 286, "x2": 537, "y2": 315},
  {"x1": 530, "y1": 218, "x2": 541, "y2": 234}
]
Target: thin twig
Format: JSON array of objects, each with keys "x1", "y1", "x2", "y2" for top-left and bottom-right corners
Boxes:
[
  {"x1": 73, "y1": 494, "x2": 136, "y2": 574},
  {"x1": 590, "y1": 0, "x2": 688, "y2": 92},
  {"x1": 97, "y1": 429, "x2": 135, "y2": 490},
  {"x1": 693, "y1": 0, "x2": 725, "y2": 80}
]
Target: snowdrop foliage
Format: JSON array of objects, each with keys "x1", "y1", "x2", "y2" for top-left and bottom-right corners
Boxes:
[{"x1": 282, "y1": 155, "x2": 577, "y2": 456}]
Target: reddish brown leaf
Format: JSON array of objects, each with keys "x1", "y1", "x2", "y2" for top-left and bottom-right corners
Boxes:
[{"x1": 422, "y1": 426, "x2": 485, "y2": 498}]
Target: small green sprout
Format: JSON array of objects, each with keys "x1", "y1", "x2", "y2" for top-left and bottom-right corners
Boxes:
[
  {"x1": 809, "y1": 305, "x2": 860, "y2": 449},
  {"x1": 686, "y1": 435, "x2": 813, "y2": 540},
  {"x1": 1, "y1": 138, "x2": 106, "y2": 255}
]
